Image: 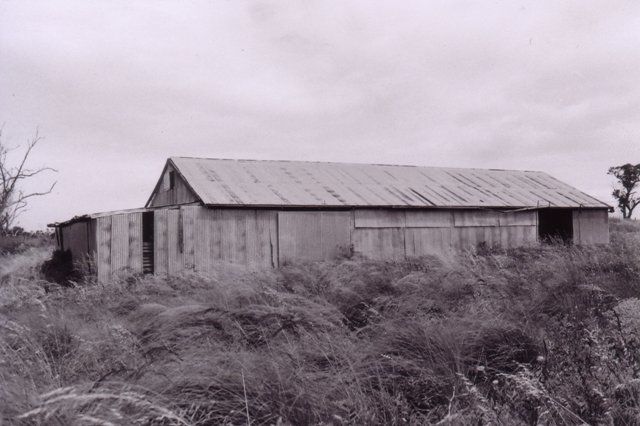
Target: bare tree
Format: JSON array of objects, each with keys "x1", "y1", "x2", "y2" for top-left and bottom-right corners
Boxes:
[
  {"x1": 0, "y1": 128, "x2": 57, "y2": 233},
  {"x1": 608, "y1": 163, "x2": 640, "y2": 219}
]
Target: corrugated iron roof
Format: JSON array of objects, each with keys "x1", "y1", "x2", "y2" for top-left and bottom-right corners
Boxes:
[
  {"x1": 48, "y1": 207, "x2": 168, "y2": 227},
  {"x1": 168, "y1": 157, "x2": 611, "y2": 210}
]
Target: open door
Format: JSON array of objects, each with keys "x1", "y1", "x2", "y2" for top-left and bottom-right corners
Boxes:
[
  {"x1": 538, "y1": 208, "x2": 573, "y2": 243},
  {"x1": 142, "y1": 211, "x2": 154, "y2": 273}
]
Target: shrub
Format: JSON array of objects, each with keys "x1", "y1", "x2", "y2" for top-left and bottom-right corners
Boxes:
[
  {"x1": 2, "y1": 222, "x2": 640, "y2": 424},
  {"x1": 41, "y1": 249, "x2": 81, "y2": 286}
]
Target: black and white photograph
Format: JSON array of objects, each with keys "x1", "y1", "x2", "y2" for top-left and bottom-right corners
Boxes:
[{"x1": 1, "y1": 1, "x2": 639, "y2": 424}]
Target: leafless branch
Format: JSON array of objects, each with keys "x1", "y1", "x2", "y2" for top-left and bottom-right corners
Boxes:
[{"x1": 0, "y1": 128, "x2": 57, "y2": 233}]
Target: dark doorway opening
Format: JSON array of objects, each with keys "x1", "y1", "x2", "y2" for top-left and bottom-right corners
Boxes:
[
  {"x1": 142, "y1": 211, "x2": 154, "y2": 274},
  {"x1": 538, "y1": 209, "x2": 573, "y2": 243}
]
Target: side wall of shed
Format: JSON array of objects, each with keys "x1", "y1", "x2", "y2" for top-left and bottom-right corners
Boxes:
[
  {"x1": 95, "y1": 206, "x2": 609, "y2": 279},
  {"x1": 351, "y1": 209, "x2": 538, "y2": 259}
]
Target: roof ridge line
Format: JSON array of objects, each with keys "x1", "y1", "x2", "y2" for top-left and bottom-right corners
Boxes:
[{"x1": 169, "y1": 156, "x2": 541, "y2": 173}]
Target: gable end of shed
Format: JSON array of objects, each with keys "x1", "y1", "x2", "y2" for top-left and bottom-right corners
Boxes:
[{"x1": 146, "y1": 160, "x2": 201, "y2": 208}]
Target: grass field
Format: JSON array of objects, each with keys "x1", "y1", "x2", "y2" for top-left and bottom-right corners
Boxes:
[{"x1": 2, "y1": 220, "x2": 640, "y2": 425}]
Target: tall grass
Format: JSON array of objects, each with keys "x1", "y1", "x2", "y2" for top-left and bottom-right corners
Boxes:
[{"x1": 2, "y1": 219, "x2": 640, "y2": 424}]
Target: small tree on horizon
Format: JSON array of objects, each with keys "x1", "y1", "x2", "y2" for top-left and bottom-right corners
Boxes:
[
  {"x1": 608, "y1": 163, "x2": 640, "y2": 219},
  {"x1": 0, "y1": 127, "x2": 57, "y2": 233}
]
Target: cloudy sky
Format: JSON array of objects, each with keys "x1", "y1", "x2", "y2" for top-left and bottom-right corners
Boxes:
[{"x1": 1, "y1": 0, "x2": 639, "y2": 229}]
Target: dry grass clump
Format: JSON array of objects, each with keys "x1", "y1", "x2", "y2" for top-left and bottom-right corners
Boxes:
[{"x1": 2, "y1": 220, "x2": 640, "y2": 424}]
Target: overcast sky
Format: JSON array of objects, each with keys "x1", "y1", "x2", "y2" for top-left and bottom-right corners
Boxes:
[{"x1": 1, "y1": 0, "x2": 639, "y2": 230}]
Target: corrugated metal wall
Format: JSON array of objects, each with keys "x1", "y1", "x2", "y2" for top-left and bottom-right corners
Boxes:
[
  {"x1": 278, "y1": 211, "x2": 351, "y2": 264},
  {"x1": 351, "y1": 209, "x2": 538, "y2": 259},
  {"x1": 153, "y1": 206, "x2": 278, "y2": 275},
  {"x1": 573, "y1": 209, "x2": 609, "y2": 245},
  {"x1": 60, "y1": 221, "x2": 91, "y2": 264},
  {"x1": 95, "y1": 212, "x2": 144, "y2": 281},
  {"x1": 91, "y1": 206, "x2": 608, "y2": 279}
]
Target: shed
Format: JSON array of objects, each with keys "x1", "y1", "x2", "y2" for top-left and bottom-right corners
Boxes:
[{"x1": 50, "y1": 157, "x2": 612, "y2": 281}]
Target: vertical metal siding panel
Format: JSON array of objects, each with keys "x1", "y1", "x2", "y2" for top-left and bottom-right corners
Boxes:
[
  {"x1": 243, "y1": 210, "x2": 263, "y2": 266},
  {"x1": 235, "y1": 211, "x2": 248, "y2": 264},
  {"x1": 499, "y1": 225, "x2": 510, "y2": 248},
  {"x1": 574, "y1": 210, "x2": 609, "y2": 244},
  {"x1": 499, "y1": 211, "x2": 537, "y2": 226},
  {"x1": 485, "y1": 226, "x2": 500, "y2": 248},
  {"x1": 154, "y1": 209, "x2": 168, "y2": 274},
  {"x1": 88, "y1": 219, "x2": 97, "y2": 260},
  {"x1": 320, "y1": 212, "x2": 352, "y2": 259},
  {"x1": 111, "y1": 214, "x2": 129, "y2": 275},
  {"x1": 505, "y1": 226, "x2": 521, "y2": 248},
  {"x1": 405, "y1": 210, "x2": 453, "y2": 227},
  {"x1": 602, "y1": 213, "x2": 610, "y2": 244},
  {"x1": 525, "y1": 225, "x2": 538, "y2": 244},
  {"x1": 128, "y1": 213, "x2": 143, "y2": 273},
  {"x1": 219, "y1": 210, "x2": 244, "y2": 264},
  {"x1": 450, "y1": 227, "x2": 462, "y2": 251},
  {"x1": 277, "y1": 211, "x2": 351, "y2": 263},
  {"x1": 352, "y1": 228, "x2": 405, "y2": 260},
  {"x1": 278, "y1": 211, "x2": 323, "y2": 264},
  {"x1": 354, "y1": 209, "x2": 406, "y2": 228},
  {"x1": 250, "y1": 210, "x2": 266, "y2": 266},
  {"x1": 572, "y1": 211, "x2": 581, "y2": 243},
  {"x1": 460, "y1": 227, "x2": 475, "y2": 248},
  {"x1": 167, "y1": 209, "x2": 183, "y2": 274},
  {"x1": 87, "y1": 219, "x2": 97, "y2": 274},
  {"x1": 181, "y1": 206, "x2": 197, "y2": 270},
  {"x1": 500, "y1": 225, "x2": 537, "y2": 248},
  {"x1": 194, "y1": 207, "x2": 211, "y2": 273},
  {"x1": 207, "y1": 208, "x2": 222, "y2": 271},
  {"x1": 62, "y1": 222, "x2": 90, "y2": 263},
  {"x1": 453, "y1": 210, "x2": 500, "y2": 227},
  {"x1": 210, "y1": 209, "x2": 223, "y2": 263},
  {"x1": 269, "y1": 211, "x2": 279, "y2": 267},
  {"x1": 453, "y1": 226, "x2": 498, "y2": 250},
  {"x1": 405, "y1": 228, "x2": 452, "y2": 257},
  {"x1": 96, "y1": 216, "x2": 112, "y2": 282}
]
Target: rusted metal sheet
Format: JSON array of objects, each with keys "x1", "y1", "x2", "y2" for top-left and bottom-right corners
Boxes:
[
  {"x1": 278, "y1": 211, "x2": 351, "y2": 264},
  {"x1": 167, "y1": 209, "x2": 183, "y2": 274},
  {"x1": 88, "y1": 219, "x2": 97, "y2": 262},
  {"x1": 96, "y1": 216, "x2": 112, "y2": 282},
  {"x1": 573, "y1": 210, "x2": 609, "y2": 245},
  {"x1": 184, "y1": 207, "x2": 278, "y2": 270},
  {"x1": 61, "y1": 221, "x2": 90, "y2": 264},
  {"x1": 181, "y1": 206, "x2": 197, "y2": 270},
  {"x1": 154, "y1": 209, "x2": 169, "y2": 274},
  {"x1": 452, "y1": 226, "x2": 501, "y2": 249},
  {"x1": 167, "y1": 157, "x2": 611, "y2": 209},
  {"x1": 451, "y1": 225, "x2": 537, "y2": 250},
  {"x1": 194, "y1": 207, "x2": 213, "y2": 273},
  {"x1": 128, "y1": 213, "x2": 143, "y2": 274},
  {"x1": 405, "y1": 210, "x2": 453, "y2": 228},
  {"x1": 405, "y1": 228, "x2": 452, "y2": 257},
  {"x1": 352, "y1": 228, "x2": 405, "y2": 261},
  {"x1": 500, "y1": 226, "x2": 537, "y2": 248},
  {"x1": 111, "y1": 214, "x2": 130, "y2": 274},
  {"x1": 498, "y1": 211, "x2": 537, "y2": 227},
  {"x1": 354, "y1": 210, "x2": 405, "y2": 228},
  {"x1": 355, "y1": 209, "x2": 453, "y2": 228},
  {"x1": 454, "y1": 210, "x2": 500, "y2": 227}
]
